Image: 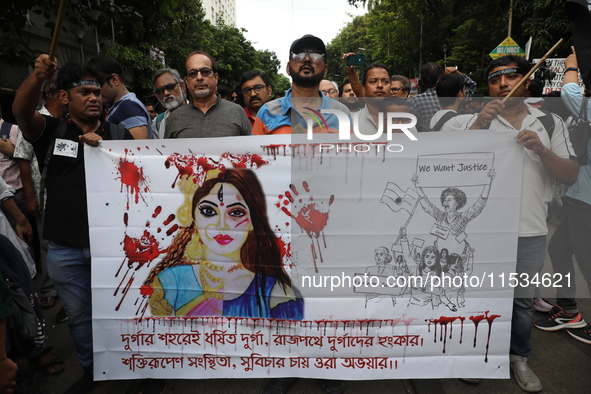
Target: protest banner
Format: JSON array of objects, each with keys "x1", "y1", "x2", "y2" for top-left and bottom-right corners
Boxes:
[{"x1": 85, "y1": 131, "x2": 524, "y2": 380}]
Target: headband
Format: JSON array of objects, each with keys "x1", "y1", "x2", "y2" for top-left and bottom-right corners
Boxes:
[
  {"x1": 487, "y1": 68, "x2": 528, "y2": 81},
  {"x1": 62, "y1": 80, "x2": 101, "y2": 90}
]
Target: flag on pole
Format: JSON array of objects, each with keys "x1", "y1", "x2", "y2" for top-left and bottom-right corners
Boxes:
[{"x1": 380, "y1": 183, "x2": 419, "y2": 215}]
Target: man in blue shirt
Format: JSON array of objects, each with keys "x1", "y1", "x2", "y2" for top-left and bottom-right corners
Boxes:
[
  {"x1": 88, "y1": 55, "x2": 152, "y2": 139},
  {"x1": 253, "y1": 34, "x2": 351, "y2": 136}
]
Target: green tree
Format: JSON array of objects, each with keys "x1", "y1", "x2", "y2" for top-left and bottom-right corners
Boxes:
[
  {"x1": 335, "y1": 0, "x2": 572, "y2": 92},
  {"x1": 2, "y1": 0, "x2": 285, "y2": 101}
]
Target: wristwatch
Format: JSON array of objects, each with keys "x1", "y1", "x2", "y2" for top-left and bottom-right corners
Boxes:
[{"x1": 565, "y1": 67, "x2": 579, "y2": 73}]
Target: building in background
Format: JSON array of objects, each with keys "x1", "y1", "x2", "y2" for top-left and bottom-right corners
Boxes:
[{"x1": 202, "y1": 0, "x2": 236, "y2": 26}]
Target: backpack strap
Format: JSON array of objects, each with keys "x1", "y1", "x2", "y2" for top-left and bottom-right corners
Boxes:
[
  {"x1": 481, "y1": 109, "x2": 556, "y2": 139},
  {"x1": 0, "y1": 120, "x2": 14, "y2": 136},
  {"x1": 108, "y1": 122, "x2": 127, "y2": 140},
  {"x1": 537, "y1": 109, "x2": 556, "y2": 140},
  {"x1": 432, "y1": 111, "x2": 458, "y2": 131}
]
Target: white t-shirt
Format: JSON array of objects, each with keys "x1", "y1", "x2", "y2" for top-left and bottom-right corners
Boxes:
[
  {"x1": 430, "y1": 109, "x2": 474, "y2": 131},
  {"x1": 465, "y1": 104, "x2": 575, "y2": 236}
]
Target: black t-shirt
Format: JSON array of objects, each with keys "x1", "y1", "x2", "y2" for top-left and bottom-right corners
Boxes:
[{"x1": 33, "y1": 116, "x2": 134, "y2": 247}]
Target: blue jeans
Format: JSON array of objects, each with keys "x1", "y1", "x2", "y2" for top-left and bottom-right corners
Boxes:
[
  {"x1": 548, "y1": 197, "x2": 591, "y2": 313},
  {"x1": 47, "y1": 242, "x2": 93, "y2": 369},
  {"x1": 510, "y1": 235, "x2": 546, "y2": 357}
]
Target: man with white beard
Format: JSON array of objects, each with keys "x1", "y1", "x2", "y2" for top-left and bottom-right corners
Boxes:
[{"x1": 152, "y1": 68, "x2": 187, "y2": 139}]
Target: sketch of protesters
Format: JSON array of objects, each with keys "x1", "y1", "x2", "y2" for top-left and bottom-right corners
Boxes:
[
  {"x1": 393, "y1": 254, "x2": 411, "y2": 296},
  {"x1": 365, "y1": 247, "x2": 395, "y2": 277},
  {"x1": 440, "y1": 248, "x2": 449, "y2": 271},
  {"x1": 364, "y1": 247, "x2": 396, "y2": 305},
  {"x1": 399, "y1": 228, "x2": 457, "y2": 311},
  {"x1": 411, "y1": 169, "x2": 495, "y2": 238},
  {"x1": 144, "y1": 168, "x2": 304, "y2": 319},
  {"x1": 442, "y1": 249, "x2": 474, "y2": 308},
  {"x1": 393, "y1": 254, "x2": 411, "y2": 277}
]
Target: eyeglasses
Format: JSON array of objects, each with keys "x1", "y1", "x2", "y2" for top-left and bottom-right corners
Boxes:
[
  {"x1": 321, "y1": 89, "x2": 338, "y2": 95},
  {"x1": 242, "y1": 84, "x2": 267, "y2": 96},
  {"x1": 290, "y1": 51, "x2": 325, "y2": 63},
  {"x1": 148, "y1": 110, "x2": 156, "y2": 114},
  {"x1": 390, "y1": 87, "x2": 407, "y2": 93},
  {"x1": 153, "y1": 82, "x2": 179, "y2": 96},
  {"x1": 186, "y1": 67, "x2": 214, "y2": 79}
]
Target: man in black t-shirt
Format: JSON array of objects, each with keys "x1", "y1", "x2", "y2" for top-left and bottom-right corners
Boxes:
[{"x1": 13, "y1": 55, "x2": 134, "y2": 394}]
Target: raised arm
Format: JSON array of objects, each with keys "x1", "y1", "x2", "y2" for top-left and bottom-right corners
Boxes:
[
  {"x1": 561, "y1": 46, "x2": 590, "y2": 121},
  {"x1": 481, "y1": 168, "x2": 496, "y2": 199},
  {"x1": 399, "y1": 227, "x2": 418, "y2": 271},
  {"x1": 343, "y1": 53, "x2": 366, "y2": 99},
  {"x1": 13, "y1": 55, "x2": 56, "y2": 141}
]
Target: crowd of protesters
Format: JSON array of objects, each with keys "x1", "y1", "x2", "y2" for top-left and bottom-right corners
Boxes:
[{"x1": 1, "y1": 30, "x2": 591, "y2": 394}]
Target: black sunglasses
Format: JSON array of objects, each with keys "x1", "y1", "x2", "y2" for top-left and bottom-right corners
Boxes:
[{"x1": 153, "y1": 82, "x2": 179, "y2": 96}]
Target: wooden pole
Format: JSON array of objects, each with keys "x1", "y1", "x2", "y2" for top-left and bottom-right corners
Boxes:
[
  {"x1": 508, "y1": 0, "x2": 514, "y2": 38},
  {"x1": 48, "y1": 0, "x2": 69, "y2": 61},
  {"x1": 501, "y1": 37, "x2": 565, "y2": 103}
]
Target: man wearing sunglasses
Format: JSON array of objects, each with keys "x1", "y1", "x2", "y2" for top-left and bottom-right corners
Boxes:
[
  {"x1": 164, "y1": 51, "x2": 251, "y2": 138},
  {"x1": 151, "y1": 68, "x2": 187, "y2": 139},
  {"x1": 239, "y1": 70, "x2": 273, "y2": 126},
  {"x1": 253, "y1": 34, "x2": 351, "y2": 135}
]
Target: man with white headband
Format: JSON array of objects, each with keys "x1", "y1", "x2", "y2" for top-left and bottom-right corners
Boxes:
[
  {"x1": 462, "y1": 54, "x2": 579, "y2": 393},
  {"x1": 13, "y1": 55, "x2": 135, "y2": 394}
]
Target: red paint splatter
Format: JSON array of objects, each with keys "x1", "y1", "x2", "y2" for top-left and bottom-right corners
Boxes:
[
  {"x1": 115, "y1": 276, "x2": 134, "y2": 311},
  {"x1": 152, "y1": 206, "x2": 162, "y2": 218},
  {"x1": 123, "y1": 212, "x2": 128, "y2": 227},
  {"x1": 294, "y1": 203, "x2": 330, "y2": 238},
  {"x1": 276, "y1": 236, "x2": 291, "y2": 262},
  {"x1": 470, "y1": 313, "x2": 486, "y2": 347},
  {"x1": 140, "y1": 285, "x2": 153, "y2": 296},
  {"x1": 166, "y1": 224, "x2": 179, "y2": 236},
  {"x1": 122, "y1": 230, "x2": 163, "y2": 269},
  {"x1": 428, "y1": 316, "x2": 459, "y2": 353},
  {"x1": 117, "y1": 156, "x2": 148, "y2": 210},
  {"x1": 165, "y1": 154, "x2": 223, "y2": 187},
  {"x1": 163, "y1": 214, "x2": 175, "y2": 226},
  {"x1": 221, "y1": 152, "x2": 268, "y2": 169},
  {"x1": 485, "y1": 314, "x2": 501, "y2": 363},
  {"x1": 261, "y1": 144, "x2": 287, "y2": 160},
  {"x1": 302, "y1": 181, "x2": 310, "y2": 192},
  {"x1": 290, "y1": 184, "x2": 300, "y2": 196}
]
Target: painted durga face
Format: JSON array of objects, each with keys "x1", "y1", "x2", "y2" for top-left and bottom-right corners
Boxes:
[{"x1": 195, "y1": 183, "x2": 253, "y2": 260}]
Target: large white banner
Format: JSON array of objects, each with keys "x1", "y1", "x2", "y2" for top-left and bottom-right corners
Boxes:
[{"x1": 85, "y1": 131, "x2": 523, "y2": 380}]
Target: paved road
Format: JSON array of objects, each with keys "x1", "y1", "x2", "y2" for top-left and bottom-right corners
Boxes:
[{"x1": 16, "y1": 226, "x2": 591, "y2": 394}]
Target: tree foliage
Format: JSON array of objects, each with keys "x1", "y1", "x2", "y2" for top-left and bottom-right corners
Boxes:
[
  {"x1": 330, "y1": 0, "x2": 572, "y2": 92},
  {"x1": 2, "y1": 0, "x2": 285, "y2": 97}
]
